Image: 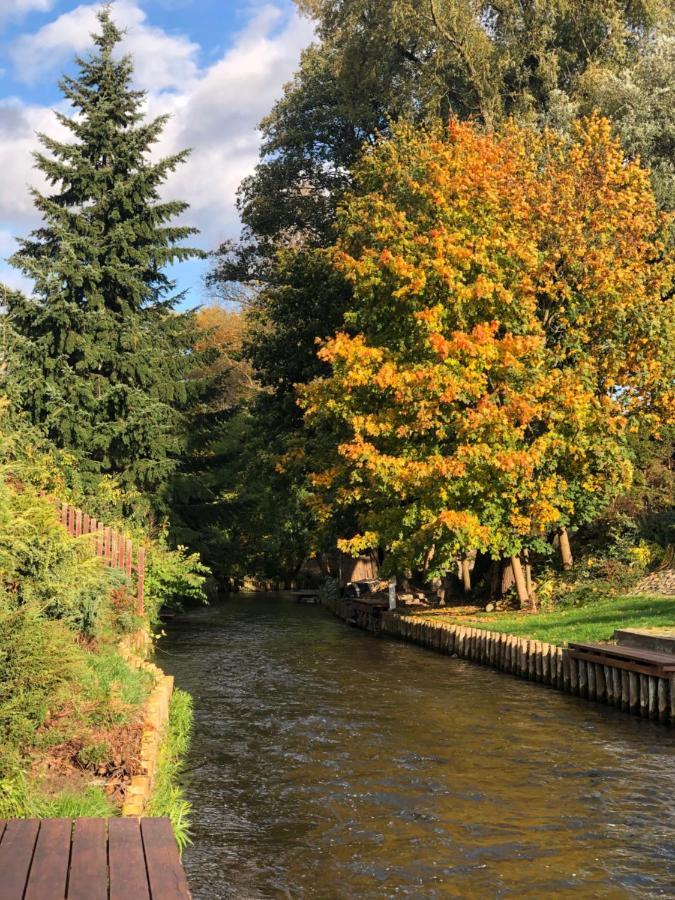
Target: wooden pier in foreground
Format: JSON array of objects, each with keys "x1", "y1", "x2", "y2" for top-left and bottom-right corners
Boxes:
[{"x1": 0, "y1": 817, "x2": 191, "y2": 900}]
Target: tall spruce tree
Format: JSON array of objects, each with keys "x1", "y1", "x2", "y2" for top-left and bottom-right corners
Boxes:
[{"x1": 8, "y1": 8, "x2": 202, "y2": 504}]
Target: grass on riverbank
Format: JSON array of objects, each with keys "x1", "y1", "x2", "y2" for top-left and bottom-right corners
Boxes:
[
  {"x1": 146, "y1": 689, "x2": 194, "y2": 852},
  {"x1": 414, "y1": 594, "x2": 675, "y2": 645}
]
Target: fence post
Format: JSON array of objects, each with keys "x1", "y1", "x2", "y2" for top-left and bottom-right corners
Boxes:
[
  {"x1": 125, "y1": 540, "x2": 133, "y2": 581},
  {"x1": 137, "y1": 547, "x2": 145, "y2": 616}
]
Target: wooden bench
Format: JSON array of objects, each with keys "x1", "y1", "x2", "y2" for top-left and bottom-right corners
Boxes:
[
  {"x1": 568, "y1": 641, "x2": 675, "y2": 678},
  {"x1": 0, "y1": 817, "x2": 191, "y2": 900}
]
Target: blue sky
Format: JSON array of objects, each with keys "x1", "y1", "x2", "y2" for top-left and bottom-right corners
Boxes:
[{"x1": 0, "y1": 0, "x2": 314, "y2": 306}]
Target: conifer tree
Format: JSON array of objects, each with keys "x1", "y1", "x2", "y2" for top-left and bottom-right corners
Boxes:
[{"x1": 8, "y1": 7, "x2": 202, "y2": 502}]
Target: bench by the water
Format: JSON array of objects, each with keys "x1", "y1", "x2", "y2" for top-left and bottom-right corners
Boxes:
[
  {"x1": 568, "y1": 641, "x2": 675, "y2": 678},
  {"x1": 0, "y1": 817, "x2": 191, "y2": 900}
]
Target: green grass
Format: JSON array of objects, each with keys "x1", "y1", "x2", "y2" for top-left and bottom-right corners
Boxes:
[
  {"x1": 0, "y1": 773, "x2": 115, "y2": 819},
  {"x1": 146, "y1": 689, "x2": 194, "y2": 853},
  {"x1": 421, "y1": 594, "x2": 675, "y2": 646},
  {"x1": 32, "y1": 786, "x2": 115, "y2": 818}
]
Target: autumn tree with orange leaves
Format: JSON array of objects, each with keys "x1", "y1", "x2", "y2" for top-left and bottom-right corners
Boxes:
[{"x1": 302, "y1": 117, "x2": 674, "y2": 605}]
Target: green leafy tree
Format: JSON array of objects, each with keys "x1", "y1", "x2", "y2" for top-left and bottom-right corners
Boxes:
[
  {"x1": 8, "y1": 9, "x2": 202, "y2": 504},
  {"x1": 204, "y1": 1, "x2": 675, "y2": 578}
]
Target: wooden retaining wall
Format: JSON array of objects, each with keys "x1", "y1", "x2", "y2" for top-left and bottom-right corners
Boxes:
[
  {"x1": 321, "y1": 596, "x2": 675, "y2": 725},
  {"x1": 118, "y1": 632, "x2": 175, "y2": 816}
]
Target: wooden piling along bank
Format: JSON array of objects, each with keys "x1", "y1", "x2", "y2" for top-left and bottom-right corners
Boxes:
[{"x1": 321, "y1": 596, "x2": 675, "y2": 725}]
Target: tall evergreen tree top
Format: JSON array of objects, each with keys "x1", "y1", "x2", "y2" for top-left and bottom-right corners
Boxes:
[
  {"x1": 14, "y1": 6, "x2": 199, "y2": 315},
  {"x1": 9, "y1": 6, "x2": 203, "y2": 500}
]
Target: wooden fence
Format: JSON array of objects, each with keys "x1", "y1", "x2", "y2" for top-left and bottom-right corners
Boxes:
[{"x1": 58, "y1": 501, "x2": 146, "y2": 614}]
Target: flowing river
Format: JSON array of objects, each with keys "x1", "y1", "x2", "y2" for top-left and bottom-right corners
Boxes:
[{"x1": 160, "y1": 594, "x2": 675, "y2": 899}]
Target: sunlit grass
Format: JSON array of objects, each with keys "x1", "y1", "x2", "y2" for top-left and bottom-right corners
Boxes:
[{"x1": 418, "y1": 594, "x2": 675, "y2": 645}]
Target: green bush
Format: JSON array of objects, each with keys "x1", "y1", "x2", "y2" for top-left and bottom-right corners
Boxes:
[
  {"x1": 144, "y1": 538, "x2": 208, "y2": 625},
  {"x1": 0, "y1": 601, "x2": 86, "y2": 777}
]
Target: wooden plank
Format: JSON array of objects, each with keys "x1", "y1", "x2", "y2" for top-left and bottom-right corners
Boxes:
[
  {"x1": 568, "y1": 642, "x2": 675, "y2": 668},
  {"x1": 24, "y1": 819, "x2": 71, "y2": 900},
  {"x1": 109, "y1": 818, "x2": 150, "y2": 900},
  {"x1": 0, "y1": 819, "x2": 39, "y2": 900},
  {"x1": 141, "y1": 818, "x2": 192, "y2": 900},
  {"x1": 68, "y1": 818, "x2": 108, "y2": 900},
  {"x1": 569, "y1": 648, "x2": 674, "y2": 678}
]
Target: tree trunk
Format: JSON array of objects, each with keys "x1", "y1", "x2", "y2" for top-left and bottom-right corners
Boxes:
[
  {"x1": 461, "y1": 556, "x2": 472, "y2": 593},
  {"x1": 558, "y1": 527, "x2": 573, "y2": 570},
  {"x1": 523, "y1": 549, "x2": 538, "y2": 612},
  {"x1": 423, "y1": 544, "x2": 435, "y2": 572},
  {"x1": 500, "y1": 559, "x2": 515, "y2": 596},
  {"x1": 510, "y1": 555, "x2": 529, "y2": 607}
]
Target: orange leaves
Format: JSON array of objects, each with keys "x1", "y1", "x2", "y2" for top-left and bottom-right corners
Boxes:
[{"x1": 303, "y1": 115, "x2": 673, "y2": 569}]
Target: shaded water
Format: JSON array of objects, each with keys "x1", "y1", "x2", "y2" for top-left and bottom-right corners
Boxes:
[{"x1": 160, "y1": 595, "x2": 675, "y2": 899}]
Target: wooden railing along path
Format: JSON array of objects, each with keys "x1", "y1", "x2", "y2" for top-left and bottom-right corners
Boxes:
[{"x1": 58, "y1": 501, "x2": 146, "y2": 614}]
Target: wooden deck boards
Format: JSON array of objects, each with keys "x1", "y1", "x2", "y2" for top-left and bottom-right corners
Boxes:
[
  {"x1": 568, "y1": 640, "x2": 675, "y2": 678},
  {"x1": 0, "y1": 817, "x2": 191, "y2": 900}
]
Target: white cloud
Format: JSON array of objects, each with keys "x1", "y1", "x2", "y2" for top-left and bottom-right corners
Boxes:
[
  {"x1": 11, "y1": 0, "x2": 199, "y2": 91},
  {"x1": 0, "y1": 0, "x2": 53, "y2": 31},
  {"x1": 1, "y1": 2, "x2": 315, "y2": 299}
]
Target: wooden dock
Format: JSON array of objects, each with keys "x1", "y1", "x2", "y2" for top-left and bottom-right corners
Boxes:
[{"x1": 0, "y1": 817, "x2": 191, "y2": 900}]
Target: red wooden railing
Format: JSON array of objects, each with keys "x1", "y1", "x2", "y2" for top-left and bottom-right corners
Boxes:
[{"x1": 58, "y1": 501, "x2": 146, "y2": 614}]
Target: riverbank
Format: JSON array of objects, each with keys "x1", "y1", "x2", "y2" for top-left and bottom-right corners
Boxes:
[
  {"x1": 413, "y1": 593, "x2": 675, "y2": 645},
  {"x1": 321, "y1": 593, "x2": 675, "y2": 725}
]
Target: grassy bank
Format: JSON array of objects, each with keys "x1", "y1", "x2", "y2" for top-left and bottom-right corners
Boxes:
[
  {"x1": 147, "y1": 689, "x2": 194, "y2": 851},
  {"x1": 414, "y1": 594, "x2": 675, "y2": 646},
  {"x1": 0, "y1": 409, "x2": 207, "y2": 820}
]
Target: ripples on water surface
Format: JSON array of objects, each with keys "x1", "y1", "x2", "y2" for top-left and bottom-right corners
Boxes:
[{"x1": 160, "y1": 595, "x2": 675, "y2": 899}]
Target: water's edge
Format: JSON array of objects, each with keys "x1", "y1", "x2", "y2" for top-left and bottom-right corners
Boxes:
[{"x1": 322, "y1": 594, "x2": 675, "y2": 725}]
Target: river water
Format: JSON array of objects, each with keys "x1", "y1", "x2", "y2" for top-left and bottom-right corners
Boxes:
[{"x1": 160, "y1": 594, "x2": 675, "y2": 899}]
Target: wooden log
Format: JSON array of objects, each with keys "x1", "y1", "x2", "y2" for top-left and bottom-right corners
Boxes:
[
  {"x1": 535, "y1": 643, "x2": 543, "y2": 682},
  {"x1": 83, "y1": 513, "x2": 90, "y2": 534},
  {"x1": 604, "y1": 666, "x2": 613, "y2": 704},
  {"x1": 621, "y1": 669, "x2": 630, "y2": 711},
  {"x1": 658, "y1": 678, "x2": 668, "y2": 723},
  {"x1": 527, "y1": 641, "x2": 535, "y2": 680},
  {"x1": 578, "y1": 660, "x2": 587, "y2": 697},
  {"x1": 612, "y1": 668, "x2": 622, "y2": 708},
  {"x1": 648, "y1": 677, "x2": 658, "y2": 720},
  {"x1": 541, "y1": 643, "x2": 550, "y2": 683},
  {"x1": 520, "y1": 639, "x2": 528, "y2": 676},
  {"x1": 569, "y1": 655, "x2": 579, "y2": 694},
  {"x1": 629, "y1": 671, "x2": 639, "y2": 714},
  {"x1": 639, "y1": 675, "x2": 649, "y2": 718},
  {"x1": 60, "y1": 502, "x2": 68, "y2": 526},
  {"x1": 67, "y1": 505, "x2": 76, "y2": 535},
  {"x1": 586, "y1": 662, "x2": 596, "y2": 700},
  {"x1": 595, "y1": 664, "x2": 606, "y2": 703},
  {"x1": 557, "y1": 647, "x2": 565, "y2": 688},
  {"x1": 75, "y1": 508, "x2": 82, "y2": 537},
  {"x1": 562, "y1": 650, "x2": 571, "y2": 692}
]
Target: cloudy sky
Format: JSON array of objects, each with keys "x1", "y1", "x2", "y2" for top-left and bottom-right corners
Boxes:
[{"x1": 0, "y1": 0, "x2": 314, "y2": 305}]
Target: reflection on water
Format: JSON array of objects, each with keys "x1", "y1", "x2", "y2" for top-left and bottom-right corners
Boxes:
[{"x1": 160, "y1": 595, "x2": 675, "y2": 899}]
